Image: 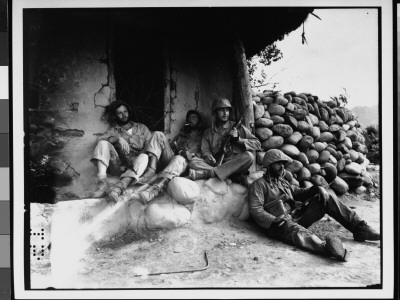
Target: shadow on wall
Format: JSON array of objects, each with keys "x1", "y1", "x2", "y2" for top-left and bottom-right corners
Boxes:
[{"x1": 29, "y1": 110, "x2": 82, "y2": 204}]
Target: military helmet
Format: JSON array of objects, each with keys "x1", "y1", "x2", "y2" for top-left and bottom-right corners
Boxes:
[
  {"x1": 212, "y1": 98, "x2": 232, "y2": 113},
  {"x1": 263, "y1": 149, "x2": 292, "y2": 167}
]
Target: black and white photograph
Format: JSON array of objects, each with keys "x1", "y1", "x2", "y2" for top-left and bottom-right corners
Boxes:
[{"x1": 11, "y1": 0, "x2": 395, "y2": 299}]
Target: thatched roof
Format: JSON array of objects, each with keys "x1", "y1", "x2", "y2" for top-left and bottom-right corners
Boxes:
[
  {"x1": 236, "y1": 8, "x2": 313, "y2": 57},
  {"x1": 113, "y1": 7, "x2": 313, "y2": 57},
  {"x1": 25, "y1": 7, "x2": 312, "y2": 58}
]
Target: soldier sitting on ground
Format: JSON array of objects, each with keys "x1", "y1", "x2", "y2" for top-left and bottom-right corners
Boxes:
[
  {"x1": 89, "y1": 100, "x2": 182, "y2": 204},
  {"x1": 106, "y1": 114, "x2": 182, "y2": 203},
  {"x1": 188, "y1": 98, "x2": 261, "y2": 186},
  {"x1": 131, "y1": 109, "x2": 204, "y2": 204},
  {"x1": 249, "y1": 149, "x2": 380, "y2": 262},
  {"x1": 89, "y1": 100, "x2": 152, "y2": 198}
]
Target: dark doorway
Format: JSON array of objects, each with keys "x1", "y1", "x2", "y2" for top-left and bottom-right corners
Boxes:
[{"x1": 113, "y1": 23, "x2": 165, "y2": 131}]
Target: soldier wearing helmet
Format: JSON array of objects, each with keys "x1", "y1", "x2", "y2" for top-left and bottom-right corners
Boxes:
[
  {"x1": 211, "y1": 98, "x2": 232, "y2": 114},
  {"x1": 249, "y1": 149, "x2": 380, "y2": 262},
  {"x1": 187, "y1": 98, "x2": 261, "y2": 185}
]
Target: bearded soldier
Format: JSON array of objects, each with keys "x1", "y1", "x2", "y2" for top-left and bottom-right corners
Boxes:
[
  {"x1": 90, "y1": 100, "x2": 177, "y2": 204},
  {"x1": 89, "y1": 100, "x2": 152, "y2": 198}
]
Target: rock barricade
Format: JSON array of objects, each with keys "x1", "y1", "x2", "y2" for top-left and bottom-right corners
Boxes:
[{"x1": 252, "y1": 90, "x2": 372, "y2": 196}]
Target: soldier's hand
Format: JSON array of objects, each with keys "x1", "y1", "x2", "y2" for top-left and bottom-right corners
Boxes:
[
  {"x1": 204, "y1": 154, "x2": 216, "y2": 166},
  {"x1": 229, "y1": 128, "x2": 239, "y2": 142},
  {"x1": 178, "y1": 150, "x2": 186, "y2": 158},
  {"x1": 117, "y1": 137, "x2": 130, "y2": 154},
  {"x1": 273, "y1": 215, "x2": 291, "y2": 227},
  {"x1": 317, "y1": 186, "x2": 330, "y2": 205},
  {"x1": 185, "y1": 151, "x2": 193, "y2": 160},
  {"x1": 178, "y1": 150, "x2": 192, "y2": 160}
]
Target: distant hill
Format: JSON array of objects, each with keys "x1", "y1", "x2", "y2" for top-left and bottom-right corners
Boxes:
[{"x1": 351, "y1": 105, "x2": 379, "y2": 128}]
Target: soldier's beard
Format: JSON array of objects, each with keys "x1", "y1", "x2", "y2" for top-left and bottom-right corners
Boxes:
[
  {"x1": 117, "y1": 118, "x2": 130, "y2": 126},
  {"x1": 269, "y1": 168, "x2": 284, "y2": 178},
  {"x1": 187, "y1": 122, "x2": 199, "y2": 129}
]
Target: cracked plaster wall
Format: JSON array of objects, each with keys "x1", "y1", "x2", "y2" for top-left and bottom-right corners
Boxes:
[
  {"x1": 166, "y1": 36, "x2": 234, "y2": 138},
  {"x1": 26, "y1": 15, "x2": 113, "y2": 196},
  {"x1": 27, "y1": 15, "x2": 237, "y2": 200}
]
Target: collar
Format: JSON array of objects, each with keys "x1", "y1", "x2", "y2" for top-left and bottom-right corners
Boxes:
[
  {"x1": 115, "y1": 121, "x2": 135, "y2": 132},
  {"x1": 263, "y1": 171, "x2": 285, "y2": 184},
  {"x1": 181, "y1": 127, "x2": 202, "y2": 136},
  {"x1": 212, "y1": 120, "x2": 233, "y2": 133}
]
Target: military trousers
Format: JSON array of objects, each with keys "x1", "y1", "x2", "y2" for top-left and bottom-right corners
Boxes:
[
  {"x1": 159, "y1": 155, "x2": 189, "y2": 180},
  {"x1": 189, "y1": 151, "x2": 254, "y2": 181},
  {"x1": 145, "y1": 131, "x2": 175, "y2": 169},
  {"x1": 267, "y1": 191, "x2": 363, "y2": 254},
  {"x1": 91, "y1": 140, "x2": 148, "y2": 179}
]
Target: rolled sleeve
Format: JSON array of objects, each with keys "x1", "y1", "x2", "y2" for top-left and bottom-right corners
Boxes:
[
  {"x1": 291, "y1": 185, "x2": 319, "y2": 202},
  {"x1": 238, "y1": 125, "x2": 261, "y2": 151},
  {"x1": 99, "y1": 128, "x2": 117, "y2": 142}
]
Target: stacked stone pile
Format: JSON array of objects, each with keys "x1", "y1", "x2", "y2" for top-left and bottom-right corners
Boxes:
[{"x1": 251, "y1": 90, "x2": 372, "y2": 196}]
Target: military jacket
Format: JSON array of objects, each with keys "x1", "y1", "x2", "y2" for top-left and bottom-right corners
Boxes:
[
  {"x1": 172, "y1": 127, "x2": 204, "y2": 157},
  {"x1": 101, "y1": 121, "x2": 152, "y2": 156},
  {"x1": 249, "y1": 173, "x2": 317, "y2": 230},
  {"x1": 201, "y1": 121, "x2": 261, "y2": 160}
]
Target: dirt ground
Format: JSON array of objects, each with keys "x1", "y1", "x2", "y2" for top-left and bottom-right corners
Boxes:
[{"x1": 31, "y1": 169, "x2": 381, "y2": 290}]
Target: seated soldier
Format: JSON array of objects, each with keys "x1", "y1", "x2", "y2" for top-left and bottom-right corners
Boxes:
[
  {"x1": 188, "y1": 98, "x2": 261, "y2": 186},
  {"x1": 132, "y1": 110, "x2": 204, "y2": 204},
  {"x1": 107, "y1": 125, "x2": 177, "y2": 203},
  {"x1": 249, "y1": 149, "x2": 380, "y2": 262},
  {"x1": 89, "y1": 100, "x2": 151, "y2": 198}
]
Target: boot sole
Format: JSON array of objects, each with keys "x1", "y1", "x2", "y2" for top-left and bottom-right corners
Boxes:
[{"x1": 325, "y1": 235, "x2": 349, "y2": 262}]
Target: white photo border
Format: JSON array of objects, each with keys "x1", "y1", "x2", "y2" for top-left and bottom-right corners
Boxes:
[{"x1": 11, "y1": 0, "x2": 394, "y2": 299}]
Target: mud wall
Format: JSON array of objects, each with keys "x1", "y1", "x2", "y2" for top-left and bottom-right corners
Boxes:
[
  {"x1": 25, "y1": 11, "x2": 114, "y2": 199},
  {"x1": 25, "y1": 11, "x2": 237, "y2": 200},
  {"x1": 165, "y1": 35, "x2": 234, "y2": 137}
]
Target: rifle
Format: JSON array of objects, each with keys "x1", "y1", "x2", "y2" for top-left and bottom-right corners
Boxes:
[{"x1": 215, "y1": 105, "x2": 250, "y2": 166}]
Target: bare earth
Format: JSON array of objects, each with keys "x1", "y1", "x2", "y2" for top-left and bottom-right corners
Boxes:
[{"x1": 31, "y1": 170, "x2": 381, "y2": 290}]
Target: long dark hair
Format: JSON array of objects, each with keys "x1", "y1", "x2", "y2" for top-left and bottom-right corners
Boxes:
[
  {"x1": 184, "y1": 110, "x2": 203, "y2": 132},
  {"x1": 101, "y1": 100, "x2": 133, "y2": 126},
  {"x1": 186, "y1": 110, "x2": 202, "y2": 124}
]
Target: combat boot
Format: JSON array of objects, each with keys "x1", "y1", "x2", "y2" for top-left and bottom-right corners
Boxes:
[
  {"x1": 139, "y1": 154, "x2": 158, "y2": 183},
  {"x1": 353, "y1": 221, "x2": 380, "y2": 242},
  {"x1": 137, "y1": 177, "x2": 170, "y2": 204},
  {"x1": 229, "y1": 173, "x2": 250, "y2": 187},
  {"x1": 106, "y1": 177, "x2": 131, "y2": 204},
  {"x1": 188, "y1": 169, "x2": 213, "y2": 181},
  {"x1": 107, "y1": 187, "x2": 122, "y2": 204},
  {"x1": 87, "y1": 178, "x2": 109, "y2": 198},
  {"x1": 325, "y1": 234, "x2": 349, "y2": 262},
  {"x1": 139, "y1": 167, "x2": 157, "y2": 183}
]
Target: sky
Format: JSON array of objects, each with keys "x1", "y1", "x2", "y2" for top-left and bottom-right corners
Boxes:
[{"x1": 251, "y1": 9, "x2": 378, "y2": 109}]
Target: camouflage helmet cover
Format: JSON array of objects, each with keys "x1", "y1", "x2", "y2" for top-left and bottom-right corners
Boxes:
[
  {"x1": 263, "y1": 149, "x2": 292, "y2": 167},
  {"x1": 212, "y1": 98, "x2": 232, "y2": 113}
]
